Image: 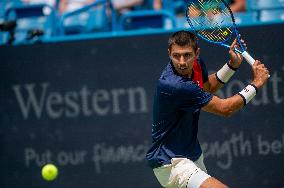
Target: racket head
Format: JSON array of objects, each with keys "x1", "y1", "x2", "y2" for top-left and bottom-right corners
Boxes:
[{"x1": 186, "y1": 0, "x2": 244, "y2": 51}]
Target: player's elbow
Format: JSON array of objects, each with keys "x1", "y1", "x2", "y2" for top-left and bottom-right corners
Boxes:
[
  {"x1": 220, "y1": 102, "x2": 236, "y2": 118},
  {"x1": 222, "y1": 109, "x2": 234, "y2": 118},
  {"x1": 202, "y1": 96, "x2": 240, "y2": 118}
]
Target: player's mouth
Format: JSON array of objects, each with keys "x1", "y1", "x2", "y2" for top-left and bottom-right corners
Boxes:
[{"x1": 179, "y1": 67, "x2": 188, "y2": 70}]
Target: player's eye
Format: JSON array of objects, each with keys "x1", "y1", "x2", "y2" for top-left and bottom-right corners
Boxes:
[
  {"x1": 184, "y1": 53, "x2": 191, "y2": 58},
  {"x1": 173, "y1": 54, "x2": 180, "y2": 59},
  {"x1": 183, "y1": 53, "x2": 193, "y2": 60}
]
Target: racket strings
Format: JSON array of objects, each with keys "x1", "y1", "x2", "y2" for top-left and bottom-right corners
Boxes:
[{"x1": 187, "y1": 0, "x2": 233, "y2": 43}]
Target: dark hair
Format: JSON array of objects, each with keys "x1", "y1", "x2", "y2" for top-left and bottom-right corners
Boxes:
[{"x1": 168, "y1": 30, "x2": 198, "y2": 52}]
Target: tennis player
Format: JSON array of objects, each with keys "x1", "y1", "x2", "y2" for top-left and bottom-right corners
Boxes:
[{"x1": 146, "y1": 30, "x2": 269, "y2": 188}]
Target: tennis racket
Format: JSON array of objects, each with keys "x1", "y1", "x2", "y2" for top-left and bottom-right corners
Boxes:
[{"x1": 186, "y1": 0, "x2": 255, "y2": 66}]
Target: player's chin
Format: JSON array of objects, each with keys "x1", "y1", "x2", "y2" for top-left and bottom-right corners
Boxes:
[{"x1": 178, "y1": 69, "x2": 190, "y2": 76}]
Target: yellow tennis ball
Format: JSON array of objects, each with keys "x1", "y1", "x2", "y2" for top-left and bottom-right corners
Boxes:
[{"x1": 41, "y1": 164, "x2": 58, "y2": 181}]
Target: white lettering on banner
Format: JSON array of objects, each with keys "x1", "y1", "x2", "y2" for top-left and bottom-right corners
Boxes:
[
  {"x1": 57, "y1": 151, "x2": 87, "y2": 166},
  {"x1": 202, "y1": 132, "x2": 252, "y2": 170},
  {"x1": 24, "y1": 148, "x2": 87, "y2": 167},
  {"x1": 13, "y1": 83, "x2": 49, "y2": 119},
  {"x1": 25, "y1": 148, "x2": 53, "y2": 167},
  {"x1": 11, "y1": 69, "x2": 283, "y2": 120},
  {"x1": 92, "y1": 142, "x2": 149, "y2": 173},
  {"x1": 23, "y1": 141, "x2": 149, "y2": 174},
  {"x1": 201, "y1": 132, "x2": 284, "y2": 170},
  {"x1": 257, "y1": 134, "x2": 284, "y2": 155},
  {"x1": 23, "y1": 135, "x2": 284, "y2": 172},
  {"x1": 12, "y1": 83, "x2": 148, "y2": 120},
  {"x1": 213, "y1": 71, "x2": 283, "y2": 105},
  {"x1": 271, "y1": 72, "x2": 283, "y2": 104}
]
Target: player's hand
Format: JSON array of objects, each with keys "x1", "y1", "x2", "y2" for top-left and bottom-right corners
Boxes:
[
  {"x1": 228, "y1": 37, "x2": 246, "y2": 69},
  {"x1": 251, "y1": 60, "x2": 269, "y2": 88}
]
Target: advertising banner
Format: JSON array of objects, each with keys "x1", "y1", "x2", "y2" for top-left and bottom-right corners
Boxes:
[{"x1": 0, "y1": 24, "x2": 283, "y2": 188}]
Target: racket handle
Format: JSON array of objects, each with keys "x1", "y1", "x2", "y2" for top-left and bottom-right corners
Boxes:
[
  {"x1": 242, "y1": 51, "x2": 270, "y2": 78},
  {"x1": 241, "y1": 51, "x2": 255, "y2": 66}
]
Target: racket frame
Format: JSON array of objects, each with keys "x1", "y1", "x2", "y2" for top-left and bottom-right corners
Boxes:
[{"x1": 186, "y1": 0, "x2": 255, "y2": 66}]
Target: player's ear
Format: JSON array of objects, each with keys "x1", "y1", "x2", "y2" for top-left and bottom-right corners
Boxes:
[
  {"x1": 168, "y1": 48, "x2": 171, "y2": 58},
  {"x1": 195, "y1": 48, "x2": 200, "y2": 58}
]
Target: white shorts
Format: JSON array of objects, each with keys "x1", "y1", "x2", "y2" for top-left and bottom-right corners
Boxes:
[{"x1": 153, "y1": 154, "x2": 211, "y2": 188}]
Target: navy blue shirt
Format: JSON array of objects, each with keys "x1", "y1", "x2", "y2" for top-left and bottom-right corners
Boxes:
[{"x1": 146, "y1": 59, "x2": 213, "y2": 168}]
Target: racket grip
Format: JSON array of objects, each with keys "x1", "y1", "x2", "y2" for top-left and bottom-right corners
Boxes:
[
  {"x1": 241, "y1": 51, "x2": 255, "y2": 66},
  {"x1": 242, "y1": 51, "x2": 270, "y2": 78}
]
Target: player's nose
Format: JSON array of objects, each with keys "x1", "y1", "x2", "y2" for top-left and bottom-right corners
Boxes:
[{"x1": 179, "y1": 56, "x2": 186, "y2": 64}]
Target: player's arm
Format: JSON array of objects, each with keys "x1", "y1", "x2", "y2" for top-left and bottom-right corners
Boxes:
[
  {"x1": 202, "y1": 60, "x2": 269, "y2": 117},
  {"x1": 203, "y1": 59, "x2": 239, "y2": 93},
  {"x1": 202, "y1": 94, "x2": 243, "y2": 117},
  {"x1": 203, "y1": 38, "x2": 245, "y2": 93}
]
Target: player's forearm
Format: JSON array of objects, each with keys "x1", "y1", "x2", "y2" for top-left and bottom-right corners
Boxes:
[
  {"x1": 219, "y1": 95, "x2": 244, "y2": 117},
  {"x1": 206, "y1": 60, "x2": 239, "y2": 93},
  {"x1": 205, "y1": 74, "x2": 224, "y2": 93},
  {"x1": 202, "y1": 95, "x2": 244, "y2": 117},
  {"x1": 205, "y1": 59, "x2": 240, "y2": 93},
  {"x1": 203, "y1": 82, "x2": 259, "y2": 117}
]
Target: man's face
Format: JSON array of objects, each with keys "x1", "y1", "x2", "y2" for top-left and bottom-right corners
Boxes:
[{"x1": 169, "y1": 44, "x2": 200, "y2": 77}]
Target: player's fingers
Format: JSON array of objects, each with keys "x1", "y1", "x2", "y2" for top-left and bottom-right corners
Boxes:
[
  {"x1": 229, "y1": 45, "x2": 238, "y2": 56},
  {"x1": 253, "y1": 60, "x2": 260, "y2": 66},
  {"x1": 266, "y1": 69, "x2": 270, "y2": 76},
  {"x1": 240, "y1": 39, "x2": 247, "y2": 49},
  {"x1": 230, "y1": 38, "x2": 238, "y2": 50},
  {"x1": 255, "y1": 61, "x2": 268, "y2": 72},
  {"x1": 260, "y1": 64, "x2": 265, "y2": 68},
  {"x1": 263, "y1": 68, "x2": 270, "y2": 78},
  {"x1": 234, "y1": 45, "x2": 242, "y2": 57}
]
